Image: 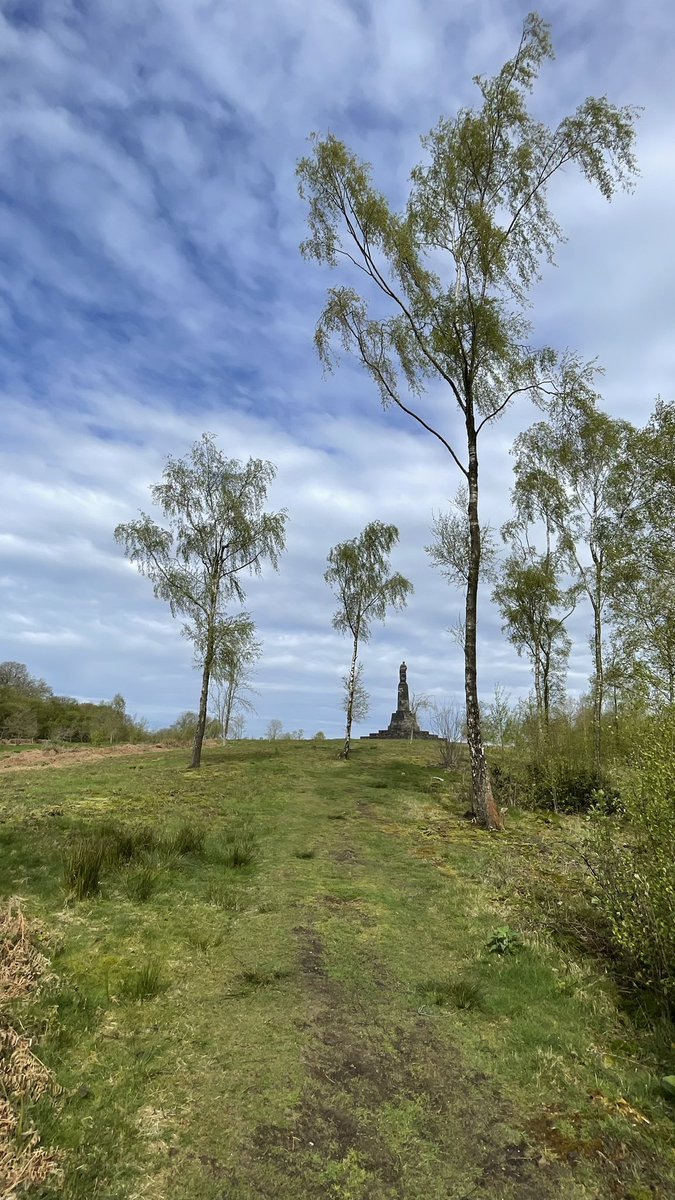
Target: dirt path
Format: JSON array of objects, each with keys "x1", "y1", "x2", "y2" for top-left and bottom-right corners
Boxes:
[{"x1": 247, "y1": 920, "x2": 568, "y2": 1200}]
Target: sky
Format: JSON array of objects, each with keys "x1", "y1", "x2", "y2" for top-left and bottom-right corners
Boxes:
[{"x1": 1, "y1": 0, "x2": 674, "y2": 738}]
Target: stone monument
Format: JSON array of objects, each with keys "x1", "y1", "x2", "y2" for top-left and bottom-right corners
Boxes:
[{"x1": 363, "y1": 661, "x2": 437, "y2": 740}]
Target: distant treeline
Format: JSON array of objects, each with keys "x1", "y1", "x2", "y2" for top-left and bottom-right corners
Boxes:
[{"x1": 0, "y1": 661, "x2": 148, "y2": 745}]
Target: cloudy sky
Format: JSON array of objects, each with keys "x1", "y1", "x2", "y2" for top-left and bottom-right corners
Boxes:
[{"x1": 1, "y1": 0, "x2": 673, "y2": 737}]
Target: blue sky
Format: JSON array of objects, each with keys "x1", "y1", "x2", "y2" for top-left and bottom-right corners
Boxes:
[{"x1": 1, "y1": 0, "x2": 674, "y2": 736}]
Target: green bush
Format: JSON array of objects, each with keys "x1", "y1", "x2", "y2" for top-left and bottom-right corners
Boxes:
[
  {"x1": 486, "y1": 926, "x2": 523, "y2": 955},
  {"x1": 586, "y1": 720, "x2": 675, "y2": 1013},
  {"x1": 491, "y1": 756, "x2": 619, "y2": 813}
]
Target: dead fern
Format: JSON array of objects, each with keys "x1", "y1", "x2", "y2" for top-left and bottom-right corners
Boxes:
[
  {"x1": 0, "y1": 898, "x2": 54, "y2": 1003},
  {"x1": 0, "y1": 899, "x2": 63, "y2": 1196}
]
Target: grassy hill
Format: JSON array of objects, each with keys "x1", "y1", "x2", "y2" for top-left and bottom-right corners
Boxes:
[{"x1": 1, "y1": 739, "x2": 673, "y2": 1199}]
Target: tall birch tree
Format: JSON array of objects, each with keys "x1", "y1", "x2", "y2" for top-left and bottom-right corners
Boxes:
[
  {"x1": 609, "y1": 399, "x2": 675, "y2": 707},
  {"x1": 298, "y1": 11, "x2": 638, "y2": 828}
]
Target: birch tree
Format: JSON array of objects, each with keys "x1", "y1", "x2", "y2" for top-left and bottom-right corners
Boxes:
[
  {"x1": 493, "y1": 515, "x2": 577, "y2": 729},
  {"x1": 115, "y1": 434, "x2": 286, "y2": 769},
  {"x1": 298, "y1": 11, "x2": 638, "y2": 828},
  {"x1": 325, "y1": 521, "x2": 412, "y2": 759},
  {"x1": 609, "y1": 400, "x2": 675, "y2": 707},
  {"x1": 511, "y1": 404, "x2": 637, "y2": 764},
  {"x1": 210, "y1": 617, "x2": 261, "y2": 741}
]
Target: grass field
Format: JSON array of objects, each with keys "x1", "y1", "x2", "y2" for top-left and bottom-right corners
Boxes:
[{"x1": 1, "y1": 738, "x2": 673, "y2": 1199}]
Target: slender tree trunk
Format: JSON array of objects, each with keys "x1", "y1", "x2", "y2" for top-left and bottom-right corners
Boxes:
[
  {"x1": 542, "y1": 644, "x2": 551, "y2": 728},
  {"x1": 191, "y1": 631, "x2": 215, "y2": 770},
  {"x1": 223, "y1": 680, "x2": 235, "y2": 742},
  {"x1": 341, "y1": 636, "x2": 359, "y2": 760},
  {"x1": 592, "y1": 599, "x2": 604, "y2": 772},
  {"x1": 534, "y1": 656, "x2": 544, "y2": 731},
  {"x1": 465, "y1": 430, "x2": 502, "y2": 831}
]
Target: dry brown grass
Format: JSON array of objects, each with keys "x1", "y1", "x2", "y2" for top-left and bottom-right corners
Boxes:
[
  {"x1": 0, "y1": 742, "x2": 169, "y2": 772},
  {"x1": 0, "y1": 900, "x2": 62, "y2": 1197}
]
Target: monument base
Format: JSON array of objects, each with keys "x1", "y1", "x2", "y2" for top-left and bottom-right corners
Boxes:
[{"x1": 361, "y1": 730, "x2": 439, "y2": 740}]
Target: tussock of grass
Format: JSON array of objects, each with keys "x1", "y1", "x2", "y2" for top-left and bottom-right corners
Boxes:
[
  {"x1": 92, "y1": 821, "x2": 152, "y2": 866},
  {"x1": 238, "y1": 965, "x2": 292, "y2": 989},
  {"x1": 123, "y1": 864, "x2": 160, "y2": 902},
  {"x1": 165, "y1": 822, "x2": 205, "y2": 857},
  {"x1": 63, "y1": 838, "x2": 105, "y2": 899},
  {"x1": 205, "y1": 883, "x2": 244, "y2": 910},
  {"x1": 186, "y1": 930, "x2": 224, "y2": 952},
  {"x1": 222, "y1": 839, "x2": 255, "y2": 868},
  {"x1": 218, "y1": 823, "x2": 257, "y2": 868},
  {"x1": 119, "y1": 958, "x2": 168, "y2": 1002},
  {"x1": 294, "y1": 848, "x2": 316, "y2": 859},
  {"x1": 416, "y1": 976, "x2": 485, "y2": 1011}
]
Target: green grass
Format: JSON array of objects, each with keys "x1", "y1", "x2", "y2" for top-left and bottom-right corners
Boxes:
[
  {"x1": 122, "y1": 863, "x2": 160, "y2": 901},
  {"x1": 416, "y1": 975, "x2": 486, "y2": 1010},
  {"x1": 119, "y1": 956, "x2": 168, "y2": 1001},
  {"x1": 1, "y1": 738, "x2": 674, "y2": 1199}
]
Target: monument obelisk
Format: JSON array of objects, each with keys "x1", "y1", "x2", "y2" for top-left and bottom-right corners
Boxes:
[
  {"x1": 363, "y1": 661, "x2": 437, "y2": 740},
  {"x1": 385, "y1": 661, "x2": 419, "y2": 737}
]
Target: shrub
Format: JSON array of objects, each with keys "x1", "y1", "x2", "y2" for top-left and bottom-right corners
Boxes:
[
  {"x1": 486, "y1": 926, "x2": 523, "y2": 955},
  {"x1": 585, "y1": 721, "x2": 675, "y2": 1013},
  {"x1": 63, "y1": 837, "x2": 105, "y2": 899},
  {"x1": 491, "y1": 755, "x2": 619, "y2": 813},
  {"x1": 431, "y1": 702, "x2": 465, "y2": 769}
]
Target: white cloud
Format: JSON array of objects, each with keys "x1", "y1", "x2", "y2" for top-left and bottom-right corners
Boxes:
[{"x1": 0, "y1": 0, "x2": 672, "y2": 733}]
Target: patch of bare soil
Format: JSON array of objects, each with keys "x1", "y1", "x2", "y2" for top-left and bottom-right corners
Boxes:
[
  {"x1": 0, "y1": 742, "x2": 170, "y2": 772},
  {"x1": 249, "y1": 925, "x2": 570, "y2": 1200}
]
